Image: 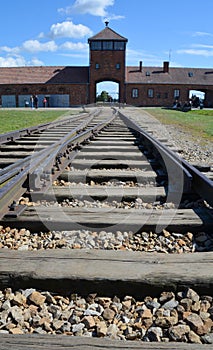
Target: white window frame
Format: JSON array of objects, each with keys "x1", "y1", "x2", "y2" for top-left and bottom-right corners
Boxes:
[
  {"x1": 174, "y1": 89, "x2": 180, "y2": 99},
  {"x1": 148, "y1": 89, "x2": 154, "y2": 98},
  {"x1": 132, "y1": 88, "x2": 139, "y2": 98}
]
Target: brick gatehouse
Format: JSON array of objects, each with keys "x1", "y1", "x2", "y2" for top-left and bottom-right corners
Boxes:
[{"x1": 0, "y1": 23, "x2": 213, "y2": 108}]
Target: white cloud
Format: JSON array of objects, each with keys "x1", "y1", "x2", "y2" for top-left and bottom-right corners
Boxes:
[
  {"x1": 0, "y1": 54, "x2": 44, "y2": 67},
  {"x1": 192, "y1": 44, "x2": 213, "y2": 49},
  {"x1": 177, "y1": 48, "x2": 213, "y2": 57},
  {"x1": 30, "y1": 58, "x2": 44, "y2": 66},
  {"x1": 60, "y1": 41, "x2": 88, "y2": 50},
  {"x1": 192, "y1": 31, "x2": 213, "y2": 37},
  {"x1": 0, "y1": 46, "x2": 20, "y2": 54},
  {"x1": 104, "y1": 14, "x2": 124, "y2": 21},
  {"x1": 22, "y1": 40, "x2": 58, "y2": 53},
  {"x1": 126, "y1": 48, "x2": 164, "y2": 66},
  {"x1": 58, "y1": 0, "x2": 114, "y2": 17},
  {"x1": 50, "y1": 21, "x2": 92, "y2": 39},
  {"x1": 0, "y1": 55, "x2": 26, "y2": 67}
]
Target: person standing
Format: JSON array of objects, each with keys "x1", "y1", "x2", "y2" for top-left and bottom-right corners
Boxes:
[
  {"x1": 30, "y1": 95, "x2": 34, "y2": 108},
  {"x1": 33, "y1": 95, "x2": 38, "y2": 109},
  {"x1": 43, "y1": 97, "x2": 47, "y2": 107}
]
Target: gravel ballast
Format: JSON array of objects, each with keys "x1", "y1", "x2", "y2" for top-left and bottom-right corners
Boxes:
[{"x1": 0, "y1": 287, "x2": 213, "y2": 344}]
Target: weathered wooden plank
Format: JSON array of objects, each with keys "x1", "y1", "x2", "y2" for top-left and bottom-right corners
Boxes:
[
  {"x1": 0, "y1": 158, "x2": 20, "y2": 165},
  {"x1": 80, "y1": 145, "x2": 141, "y2": 151},
  {"x1": 36, "y1": 185, "x2": 166, "y2": 202},
  {"x1": 3, "y1": 207, "x2": 212, "y2": 233},
  {"x1": 0, "y1": 335, "x2": 211, "y2": 350},
  {"x1": 95, "y1": 136, "x2": 136, "y2": 140},
  {"x1": 73, "y1": 151, "x2": 145, "y2": 159},
  {"x1": 90, "y1": 140, "x2": 136, "y2": 144},
  {"x1": 0, "y1": 151, "x2": 34, "y2": 157},
  {"x1": 17, "y1": 140, "x2": 54, "y2": 145},
  {"x1": 0, "y1": 249, "x2": 212, "y2": 297},
  {"x1": 0, "y1": 145, "x2": 48, "y2": 151},
  {"x1": 60, "y1": 170, "x2": 156, "y2": 182},
  {"x1": 70, "y1": 159, "x2": 153, "y2": 169}
]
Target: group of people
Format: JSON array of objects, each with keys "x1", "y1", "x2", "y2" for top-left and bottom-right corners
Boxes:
[
  {"x1": 172, "y1": 99, "x2": 192, "y2": 112},
  {"x1": 172, "y1": 95, "x2": 204, "y2": 111},
  {"x1": 30, "y1": 95, "x2": 48, "y2": 109}
]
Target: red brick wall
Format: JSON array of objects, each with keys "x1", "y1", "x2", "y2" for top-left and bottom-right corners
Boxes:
[
  {"x1": 0, "y1": 79, "x2": 212, "y2": 108},
  {"x1": 89, "y1": 50, "x2": 126, "y2": 103},
  {"x1": 125, "y1": 84, "x2": 213, "y2": 107},
  {"x1": 0, "y1": 83, "x2": 89, "y2": 106}
]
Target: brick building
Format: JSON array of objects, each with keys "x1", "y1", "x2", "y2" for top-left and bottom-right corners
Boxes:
[{"x1": 0, "y1": 23, "x2": 213, "y2": 108}]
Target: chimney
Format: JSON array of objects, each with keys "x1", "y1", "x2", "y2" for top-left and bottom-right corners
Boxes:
[
  {"x1": 139, "y1": 61, "x2": 142, "y2": 72},
  {"x1": 163, "y1": 61, "x2": 169, "y2": 73}
]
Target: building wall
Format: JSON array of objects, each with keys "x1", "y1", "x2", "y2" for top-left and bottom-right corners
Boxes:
[
  {"x1": 0, "y1": 80, "x2": 212, "y2": 108},
  {"x1": 125, "y1": 84, "x2": 213, "y2": 107},
  {"x1": 89, "y1": 50, "x2": 126, "y2": 103},
  {"x1": 0, "y1": 83, "x2": 89, "y2": 107}
]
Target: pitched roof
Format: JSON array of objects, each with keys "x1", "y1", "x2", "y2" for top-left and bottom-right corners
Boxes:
[
  {"x1": 88, "y1": 26, "x2": 127, "y2": 42},
  {"x1": 0, "y1": 66, "x2": 89, "y2": 84},
  {"x1": 0, "y1": 64, "x2": 212, "y2": 86},
  {"x1": 126, "y1": 66, "x2": 213, "y2": 85}
]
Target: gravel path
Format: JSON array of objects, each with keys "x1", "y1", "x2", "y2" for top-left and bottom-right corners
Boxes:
[
  {"x1": 165, "y1": 125, "x2": 213, "y2": 166},
  {"x1": 123, "y1": 108, "x2": 213, "y2": 166}
]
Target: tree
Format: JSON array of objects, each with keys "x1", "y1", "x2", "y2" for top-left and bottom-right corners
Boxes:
[{"x1": 96, "y1": 90, "x2": 109, "y2": 102}]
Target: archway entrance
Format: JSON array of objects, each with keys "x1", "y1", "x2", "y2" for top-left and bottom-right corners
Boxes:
[
  {"x1": 189, "y1": 89, "x2": 205, "y2": 107},
  {"x1": 96, "y1": 81, "x2": 119, "y2": 103}
]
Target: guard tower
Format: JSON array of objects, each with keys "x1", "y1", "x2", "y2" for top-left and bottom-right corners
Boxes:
[{"x1": 88, "y1": 22, "x2": 128, "y2": 103}]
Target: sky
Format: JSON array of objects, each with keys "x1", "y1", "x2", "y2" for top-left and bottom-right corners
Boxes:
[{"x1": 0, "y1": 0, "x2": 213, "y2": 96}]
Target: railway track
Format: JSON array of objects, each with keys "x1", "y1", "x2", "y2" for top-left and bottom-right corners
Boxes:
[{"x1": 0, "y1": 106, "x2": 212, "y2": 349}]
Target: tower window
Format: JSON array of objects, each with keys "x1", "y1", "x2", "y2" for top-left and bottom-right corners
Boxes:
[
  {"x1": 90, "y1": 40, "x2": 126, "y2": 51},
  {"x1": 95, "y1": 63, "x2": 100, "y2": 69},
  {"x1": 114, "y1": 41, "x2": 125, "y2": 50},
  {"x1": 116, "y1": 63, "x2": 120, "y2": 69},
  {"x1": 102, "y1": 41, "x2": 113, "y2": 50},
  {"x1": 90, "y1": 41, "x2": 102, "y2": 50}
]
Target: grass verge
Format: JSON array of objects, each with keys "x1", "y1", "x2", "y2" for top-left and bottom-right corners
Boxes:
[
  {"x1": 0, "y1": 109, "x2": 79, "y2": 134},
  {"x1": 146, "y1": 108, "x2": 213, "y2": 144}
]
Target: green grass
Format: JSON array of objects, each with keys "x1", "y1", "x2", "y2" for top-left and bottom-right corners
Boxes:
[
  {"x1": 146, "y1": 108, "x2": 213, "y2": 143},
  {"x1": 0, "y1": 109, "x2": 79, "y2": 134}
]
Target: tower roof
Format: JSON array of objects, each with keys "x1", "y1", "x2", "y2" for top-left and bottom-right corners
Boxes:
[{"x1": 88, "y1": 25, "x2": 128, "y2": 42}]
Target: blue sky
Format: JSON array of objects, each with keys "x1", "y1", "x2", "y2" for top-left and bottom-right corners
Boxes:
[{"x1": 0, "y1": 0, "x2": 213, "y2": 96}]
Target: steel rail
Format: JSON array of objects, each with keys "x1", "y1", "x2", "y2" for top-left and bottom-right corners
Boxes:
[
  {"x1": 0, "y1": 110, "x2": 100, "y2": 185},
  {"x1": 0, "y1": 111, "x2": 115, "y2": 219},
  {"x1": 118, "y1": 111, "x2": 213, "y2": 207}
]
